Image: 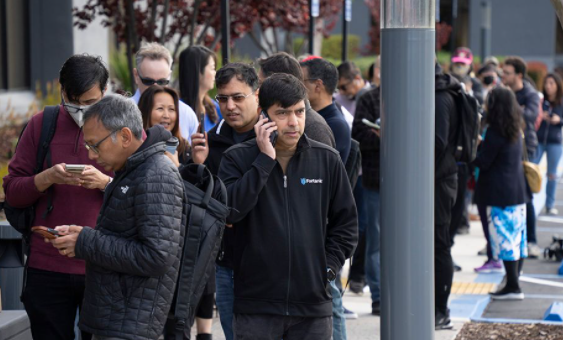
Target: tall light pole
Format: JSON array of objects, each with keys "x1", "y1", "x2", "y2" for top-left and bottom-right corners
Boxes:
[
  {"x1": 342, "y1": 0, "x2": 351, "y2": 61},
  {"x1": 380, "y1": 1, "x2": 436, "y2": 340},
  {"x1": 480, "y1": 0, "x2": 492, "y2": 62},
  {"x1": 309, "y1": 0, "x2": 319, "y2": 54},
  {"x1": 221, "y1": 0, "x2": 230, "y2": 65}
]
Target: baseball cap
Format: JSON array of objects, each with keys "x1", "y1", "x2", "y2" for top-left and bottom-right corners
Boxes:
[{"x1": 451, "y1": 47, "x2": 473, "y2": 65}]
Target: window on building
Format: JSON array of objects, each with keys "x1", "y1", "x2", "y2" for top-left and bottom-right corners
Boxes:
[{"x1": 0, "y1": 0, "x2": 30, "y2": 91}]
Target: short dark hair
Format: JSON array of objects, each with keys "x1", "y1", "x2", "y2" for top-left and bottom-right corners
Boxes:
[
  {"x1": 300, "y1": 58, "x2": 339, "y2": 94},
  {"x1": 477, "y1": 63, "x2": 497, "y2": 77},
  {"x1": 337, "y1": 61, "x2": 361, "y2": 81},
  {"x1": 59, "y1": 54, "x2": 109, "y2": 102},
  {"x1": 504, "y1": 56, "x2": 527, "y2": 76},
  {"x1": 257, "y1": 52, "x2": 303, "y2": 81},
  {"x1": 216, "y1": 62, "x2": 259, "y2": 91},
  {"x1": 259, "y1": 73, "x2": 307, "y2": 112},
  {"x1": 367, "y1": 62, "x2": 375, "y2": 80}
]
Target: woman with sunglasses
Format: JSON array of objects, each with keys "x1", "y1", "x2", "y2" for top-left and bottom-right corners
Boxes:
[
  {"x1": 533, "y1": 73, "x2": 563, "y2": 215},
  {"x1": 179, "y1": 45, "x2": 222, "y2": 133},
  {"x1": 138, "y1": 86, "x2": 189, "y2": 165},
  {"x1": 473, "y1": 87, "x2": 530, "y2": 300}
]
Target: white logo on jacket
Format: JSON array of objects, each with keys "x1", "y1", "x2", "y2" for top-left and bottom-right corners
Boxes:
[
  {"x1": 300, "y1": 178, "x2": 323, "y2": 185},
  {"x1": 121, "y1": 186, "x2": 129, "y2": 194}
]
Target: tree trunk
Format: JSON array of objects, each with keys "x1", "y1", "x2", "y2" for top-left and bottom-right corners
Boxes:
[
  {"x1": 248, "y1": 31, "x2": 271, "y2": 56},
  {"x1": 149, "y1": 0, "x2": 158, "y2": 41},
  {"x1": 551, "y1": 0, "x2": 563, "y2": 31},
  {"x1": 159, "y1": 0, "x2": 170, "y2": 43},
  {"x1": 189, "y1": 0, "x2": 204, "y2": 46},
  {"x1": 125, "y1": 0, "x2": 139, "y2": 52}
]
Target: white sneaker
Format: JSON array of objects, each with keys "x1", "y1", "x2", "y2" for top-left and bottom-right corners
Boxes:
[
  {"x1": 546, "y1": 207, "x2": 559, "y2": 216},
  {"x1": 528, "y1": 243, "x2": 542, "y2": 259}
]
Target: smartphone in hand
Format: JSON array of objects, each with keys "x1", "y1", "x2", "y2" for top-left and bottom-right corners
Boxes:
[
  {"x1": 65, "y1": 164, "x2": 86, "y2": 174},
  {"x1": 261, "y1": 111, "x2": 278, "y2": 147},
  {"x1": 31, "y1": 226, "x2": 60, "y2": 239}
]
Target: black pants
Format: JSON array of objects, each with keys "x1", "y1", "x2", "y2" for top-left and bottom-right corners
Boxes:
[
  {"x1": 526, "y1": 201, "x2": 537, "y2": 244},
  {"x1": 435, "y1": 175, "x2": 457, "y2": 315},
  {"x1": 450, "y1": 163, "x2": 469, "y2": 245},
  {"x1": 233, "y1": 314, "x2": 332, "y2": 340},
  {"x1": 349, "y1": 179, "x2": 367, "y2": 283},
  {"x1": 22, "y1": 267, "x2": 91, "y2": 340}
]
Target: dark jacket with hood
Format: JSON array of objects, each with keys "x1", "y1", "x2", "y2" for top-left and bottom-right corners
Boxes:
[
  {"x1": 75, "y1": 125, "x2": 185, "y2": 340},
  {"x1": 435, "y1": 66, "x2": 460, "y2": 182},
  {"x1": 516, "y1": 81, "x2": 540, "y2": 156},
  {"x1": 218, "y1": 136, "x2": 358, "y2": 317},
  {"x1": 206, "y1": 119, "x2": 256, "y2": 269},
  {"x1": 537, "y1": 99, "x2": 563, "y2": 145}
]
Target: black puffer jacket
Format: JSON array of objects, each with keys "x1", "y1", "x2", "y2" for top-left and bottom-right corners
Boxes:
[
  {"x1": 75, "y1": 126, "x2": 185, "y2": 340},
  {"x1": 435, "y1": 68, "x2": 459, "y2": 181}
]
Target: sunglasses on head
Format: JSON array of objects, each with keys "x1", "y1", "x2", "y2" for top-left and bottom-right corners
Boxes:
[{"x1": 137, "y1": 69, "x2": 170, "y2": 86}]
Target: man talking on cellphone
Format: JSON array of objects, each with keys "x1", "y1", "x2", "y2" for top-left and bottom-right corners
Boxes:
[{"x1": 218, "y1": 73, "x2": 358, "y2": 339}]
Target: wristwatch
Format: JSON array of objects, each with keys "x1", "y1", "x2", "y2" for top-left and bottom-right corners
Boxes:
[{"x1": 327, "y1": 267, "x2": 336, "y2": 282}]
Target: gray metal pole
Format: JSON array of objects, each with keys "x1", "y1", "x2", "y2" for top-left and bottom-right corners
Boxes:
[
  {"x1": 380, "y1": 1, "x2": 435, "y2": 340},
  {"x1": 450, "y1": 0, "x2": 458, "y2": 53},
  {"x1": 309, "y1": 0, "x2": 315, "y2": 54},
  {"x1": 342, "y1": 0, "x2": 349, "y2": 61},
  {"x1": 480, "y1": 0, "x2": 492, "y2": 62},
  {"x1": 221, "y1": 0, "x2": 230, "y2": 65}
]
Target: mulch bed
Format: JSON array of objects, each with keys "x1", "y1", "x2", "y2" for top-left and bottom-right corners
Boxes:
[{"x1": 454, "y1": 322, "x2": 563, "y2": 340}]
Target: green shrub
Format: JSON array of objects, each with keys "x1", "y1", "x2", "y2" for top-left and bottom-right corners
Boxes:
[
  {"x1": 294, "y1": 34, "x2": 361, "y2": 60},
  {"x1": 110, "y1": 46, "x2": 134, "y2": 94}
]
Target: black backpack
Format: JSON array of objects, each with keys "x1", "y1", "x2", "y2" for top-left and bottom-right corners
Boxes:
[
  {"x1": 4, "y1": 106, "x2": 60, "y2": 237},
  {"x1": 164, "y1": 164, "x2": 229, "y2": 340},
  {"x1": 448, "y1": 86, "x2": 481, "y2": 163}
]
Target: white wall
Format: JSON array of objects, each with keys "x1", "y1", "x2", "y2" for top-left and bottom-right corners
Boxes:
[{"x1": 72, "y1": 0, "x2": 111, "y2": 65}]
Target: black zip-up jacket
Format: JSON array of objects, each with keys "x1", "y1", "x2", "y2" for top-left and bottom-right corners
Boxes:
[
  {"x1": 75, "y1": 126, "x2": 184, "y2": 340},
  {"x1": 435, "y1": 69, "x2": 459, "y2": 182},
  {"x1": 206, "y1": 120, "x2": 256, "y2": 269},
  {"x1": 515, "y1": 81, "x2": 540, "y2": 156},
  {"x1": 218, "y1": 136, "x2": 358, "y2": 317}
]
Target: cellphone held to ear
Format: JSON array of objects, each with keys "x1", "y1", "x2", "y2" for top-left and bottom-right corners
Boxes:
[
  {"x1": 65, "y1": 164, "x2": 86, "y2": 173},
  {"x1": 31, "y1": 226, "x2": 60, "y2": 240},
  {"x1": 261, "y1": 111, "x2": 278, "y2": 147}
]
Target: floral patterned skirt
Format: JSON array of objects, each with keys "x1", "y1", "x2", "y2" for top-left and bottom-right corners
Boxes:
[{"x1": 487, "y1": 204, "x2": 528, "y2": 261}]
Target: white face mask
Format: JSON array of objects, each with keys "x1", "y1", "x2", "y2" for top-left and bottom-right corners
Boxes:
[
  {"x1": 451, "y1": 64, "x2": 470, "y2": 77},
  {"x1": 61, "y1": 95, "x2": 91, "y2": 127}
]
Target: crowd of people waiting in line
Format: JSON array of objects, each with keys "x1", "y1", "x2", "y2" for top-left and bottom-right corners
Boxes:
[{"x1": 1, "y1": 41, "x2": 561, "y2": 339}]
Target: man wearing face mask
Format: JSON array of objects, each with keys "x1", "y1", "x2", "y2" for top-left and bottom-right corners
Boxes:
[
  {"x1": 450, "y1": 47, "x2": 484, "y2": 105},
  {"x1": 477, "y1": 64, "x2": 500, "y2": 99},
  {"x1": 2, "y1": 55, "x2": 112, "y2": 340}
]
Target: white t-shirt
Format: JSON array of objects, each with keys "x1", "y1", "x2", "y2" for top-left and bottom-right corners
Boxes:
[{"x1": 131, "y1": 89, "x2": 199, "y2": 144}]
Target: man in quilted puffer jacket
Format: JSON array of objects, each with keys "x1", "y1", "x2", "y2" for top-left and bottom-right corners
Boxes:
[{"x1": 49, "y1": 94, "x2": 185, "y2": 340}]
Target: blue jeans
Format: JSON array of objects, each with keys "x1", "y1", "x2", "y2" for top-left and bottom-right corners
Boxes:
[
  {"x1": 534, "y1": 143, "x2": 563, "y2": 209},
  {"x1": 216, "y1": 265, "x2": 234, "y2": 340},
  {"x1": 330, "y1": 280, "x2": 347, "y2": 340},
  {"x1": 363, "y1": 188, "x2": 380, "y2": 303}
]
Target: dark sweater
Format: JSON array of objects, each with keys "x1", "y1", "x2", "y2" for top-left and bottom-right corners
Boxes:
[
  {"x1": 352, "y1": 86, "x2": 381, "y2": 190},
  {"x1": 473, "y1": 127, "x2": 530, "y2": 206},
  {"x1": 318, "y1": 103, "x2": 351, "y2": 163},
  {"x1": 3, "y1": 107, "x2": 112, "y2": 275}
]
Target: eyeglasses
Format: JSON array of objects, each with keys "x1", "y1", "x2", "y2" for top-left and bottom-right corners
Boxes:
[
  {"x1": 137, "y1": 69, "x2": 170, "y2": 86},
  {"x1": 215, "y1": 91, "x2": 255, "y2": 104},
  {"x1": 84, "y1": 129, "x2": 120, "y2": 154},
  {"x1": 61, "y1": 94, "x2": 91, "y2": 115},
  {"x1": 338, "y1": 80, "x2": 353, "y2": 92}
]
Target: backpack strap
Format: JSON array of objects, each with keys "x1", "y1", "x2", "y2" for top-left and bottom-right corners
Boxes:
[{"x1": 37, "y1": 106, "x2": 60, "y2": 218}]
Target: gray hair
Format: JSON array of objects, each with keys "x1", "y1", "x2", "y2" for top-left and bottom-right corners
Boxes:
[
  {"x1": 84, "y1": 94, "x2": 144, "y2": 140},
  {"x1": 135, "y1": 42, "x2": 173, "y2": 69}
]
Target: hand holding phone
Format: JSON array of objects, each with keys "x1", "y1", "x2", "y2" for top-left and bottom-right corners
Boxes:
[
  {"x1": 255, "y1": 111, "x2": 278, "y2": 160},
  {"x1": 260, "y1": 111, "x2": 278, "y2": 146},
  {"x1": 362, "y1": 118, "x2": 380, "y2": 130}
]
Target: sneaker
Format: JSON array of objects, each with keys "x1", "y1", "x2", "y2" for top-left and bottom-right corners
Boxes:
[
  {"x1": 435, "y1": 310, "x2": 453, "y2": 330},
  {"x1": 490, "y1": 286, "x2": 524, "y2": 300},
  {"x1": 343, "y1": 306, "x2": 358, "y2": 319},
  {"x1": 349, "y1": 280, "x2": 364, "y2": 295},
  {"x1": 474, "y1": 259, "x2": 503, "y2": 273},
  {"x1": 528, "y1": 243, "x2": 541, "y2": 259},
  {"x1": 456, "y1": 225, "x2": 470, "y2": 235},
  {"x1": 546, "y1": 207, "x2": 559, "y2": 216},
  {"x1": 477, "y1": 246, "x2": 487, "y2": 256},
  {"x1": 371, "y1": 301, "x2": 380, "y2": 316}
]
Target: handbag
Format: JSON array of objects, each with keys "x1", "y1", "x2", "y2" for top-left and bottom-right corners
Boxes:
[{"x1": 522, "y1": 133, "x2": 542, "y2": 193}]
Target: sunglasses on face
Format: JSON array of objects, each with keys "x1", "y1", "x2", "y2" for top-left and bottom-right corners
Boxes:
[
  {"x1": 215, "y1": 92, "x2": 255, "y2": 104},
  {"x1": 338, "y1": 80, "x2": 353, "y2": 92},
  {"x1": 137, "y1": 69, "x2": 170, "y2": 86}
]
